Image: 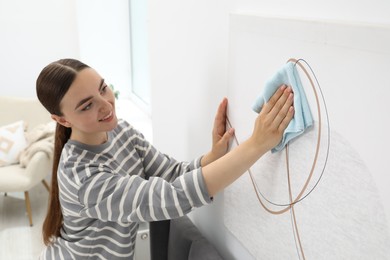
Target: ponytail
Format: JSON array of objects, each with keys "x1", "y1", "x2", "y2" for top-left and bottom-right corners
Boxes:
[
  {"x1": 42, "y1": 123, "x2": 71, "y2": 245},
  {"x1": 36, "y1": 58, "x2": 89, "y2": 245}
]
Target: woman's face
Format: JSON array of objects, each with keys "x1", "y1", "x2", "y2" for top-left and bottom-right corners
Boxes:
[{"x1": 52, "y1": 68, "x2": 118, "y2": 145}]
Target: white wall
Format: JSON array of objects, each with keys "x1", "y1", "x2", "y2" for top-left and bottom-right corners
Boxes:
[
  {"x1": 0, "y1": 0, "x2": 79, "y2": 98},
  {"x1": 147, "y1": 1, "x2": 240, "y2": 258},
  {"x1": 2, "y1": 0, "x2": 389, "y2": 258},
  {"x1": 225, "y1": 14, "x2": 390, "y2": 259},
  {"x1": 148, "y1": 0, "x2": 390, "y2": 258},
  {"x1": 148, "y1": 0, "x2": 230, "y2": 161},
  {"x1": 0, "y1": 0, "x2": 131, "y2": 100},
  {"x1": 75, "y1": 0, "x2": 132, "y2": 99}
]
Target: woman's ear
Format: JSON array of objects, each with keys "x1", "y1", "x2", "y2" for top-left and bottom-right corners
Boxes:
[{"x1": 51, "y1": 114, "x2": 72, "y2": 128}]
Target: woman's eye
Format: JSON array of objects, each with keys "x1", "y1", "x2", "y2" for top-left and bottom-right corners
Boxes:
[
  {"x1": 101, "y1": 85, "x2": 108, "y2": 94},
  {"x1": 82, "y1": 103, "x2": 92, "y2": 111}
]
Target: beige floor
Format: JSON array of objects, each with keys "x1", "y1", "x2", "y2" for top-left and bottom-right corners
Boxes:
[{"x1": 0, "y1": 183, "x2": 48, "y2": 259}]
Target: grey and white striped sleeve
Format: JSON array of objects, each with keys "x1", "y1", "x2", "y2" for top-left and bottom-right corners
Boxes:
[
  {"x1": 130, "y1": 127, "x2": 202, "y2": 182},
  {"x1": 77, "y1": 164, "x2": 212, "y2": 223}
]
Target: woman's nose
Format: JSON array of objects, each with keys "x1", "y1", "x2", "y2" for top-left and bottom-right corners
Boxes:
[{"x1": 98, "y1": 98, "x2": 112, "y2": 112}]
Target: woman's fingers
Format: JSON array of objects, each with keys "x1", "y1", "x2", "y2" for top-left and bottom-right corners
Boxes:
[
  {"x1": 272, "y1": 91, "x2": 294, "y2": 127},
  {"x1": 213, "y1": 98, "x2": 228, "y2": 137},
  {"x1": 261, "y1": 85, "x2": 294, "y2": 128},
  {"x1": 278, "y1": 106, "x2": 294, "y2": 132},
  {"x1": 260, "y1": 85, "x2": 288, "y2": 115}
]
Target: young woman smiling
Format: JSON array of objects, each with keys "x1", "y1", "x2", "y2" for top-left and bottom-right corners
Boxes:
[{"x1": 37, "y1": 58, "x2": 294, "y2": 259}]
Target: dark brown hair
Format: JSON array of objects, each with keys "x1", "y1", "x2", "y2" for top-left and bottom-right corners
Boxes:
[{"x1": 36, "y1": 58, "x2": 89, "y2": 245}]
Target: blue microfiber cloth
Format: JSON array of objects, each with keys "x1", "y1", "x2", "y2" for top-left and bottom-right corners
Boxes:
[{"x1": 252, "y1": 61, "x2": 313, "y2": 153}]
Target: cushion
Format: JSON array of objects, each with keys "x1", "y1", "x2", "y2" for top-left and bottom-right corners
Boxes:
[{"x1": 0, "y1": 121, "x2": 27, "y2": 167}]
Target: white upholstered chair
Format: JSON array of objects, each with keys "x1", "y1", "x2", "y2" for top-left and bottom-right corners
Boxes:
[{"x1": 0, "y1": 96, "x2": 52, "y2": 226}]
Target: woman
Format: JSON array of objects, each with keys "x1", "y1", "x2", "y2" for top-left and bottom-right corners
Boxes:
[{"x1": 37, "y1": 58, "x2": 294, "y2": 259}]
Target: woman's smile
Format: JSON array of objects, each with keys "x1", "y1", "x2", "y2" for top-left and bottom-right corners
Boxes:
[{"x1": 99, "y1": 111, "x2": 114, "y2": 122}]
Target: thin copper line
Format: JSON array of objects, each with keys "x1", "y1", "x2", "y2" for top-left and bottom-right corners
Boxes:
[
  {"x1": 227, "y1": 58, "x2": 322, "y2": 212},
  {"x1": 287, "y1": 145, "x2": 302, "y2": 259},
  {"x1": 229, "y1": 58, "x2": 328, "y2": 210},
  {"x1": 225, "y1": 58, "x2": 329, "y2": 259},
  {"x1": 287, "y1": 144, "x2": 306, "y2": 260}
]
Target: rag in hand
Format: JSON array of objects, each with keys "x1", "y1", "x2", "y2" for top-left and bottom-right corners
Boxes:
[{"x1": 252, "y1": 61, "x2": 313, "y2": 153}]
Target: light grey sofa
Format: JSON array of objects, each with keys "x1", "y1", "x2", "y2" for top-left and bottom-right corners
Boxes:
[
  {"x1": 0, "y1": 96, "x2": 52, "y2": 226},
  {"x1": 150, "y1": 215, "x2": 224, "y2": 260}
]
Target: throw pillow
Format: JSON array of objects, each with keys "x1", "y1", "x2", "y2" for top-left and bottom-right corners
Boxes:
[{"x1": 0, "y1": 121, "x2": 28, "y2": 167}]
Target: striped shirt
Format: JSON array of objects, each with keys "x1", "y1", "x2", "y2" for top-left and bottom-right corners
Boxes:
[{"x1": 40, "y1": 120, "x2": 212, "y2": 259}]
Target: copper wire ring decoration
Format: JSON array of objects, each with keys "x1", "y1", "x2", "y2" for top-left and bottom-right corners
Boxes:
[
  {"x1": 226, "y1": 58, "x2": 330, "y2": 260},
  {"x1": 259, "y1": 58, "x2": 330, "y2": 207},
  {"x1": 226, "y1": 58, "x2": 330, "y2": 212}
]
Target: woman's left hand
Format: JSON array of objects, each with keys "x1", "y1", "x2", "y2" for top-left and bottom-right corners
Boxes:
[{"x1": 201, "y1": 98, "x2": 234, "y2": 167}]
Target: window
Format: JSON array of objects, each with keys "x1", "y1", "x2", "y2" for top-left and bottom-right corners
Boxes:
[{"x1": 129, "y1": 0, "x2": 151, "y2": 108}]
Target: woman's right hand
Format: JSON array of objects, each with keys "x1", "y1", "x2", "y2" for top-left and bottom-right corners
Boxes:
[
  {"x1": 202, "y1": 84, "x2": 294, "y2": 197},
  {"x1": 250, "y1": 84, "x2": 294, "y2": 152}
]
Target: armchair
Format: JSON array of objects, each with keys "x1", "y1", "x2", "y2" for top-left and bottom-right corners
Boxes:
[{"x1": 0, "y1": 96, "x2": 53, "y2": 226}]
